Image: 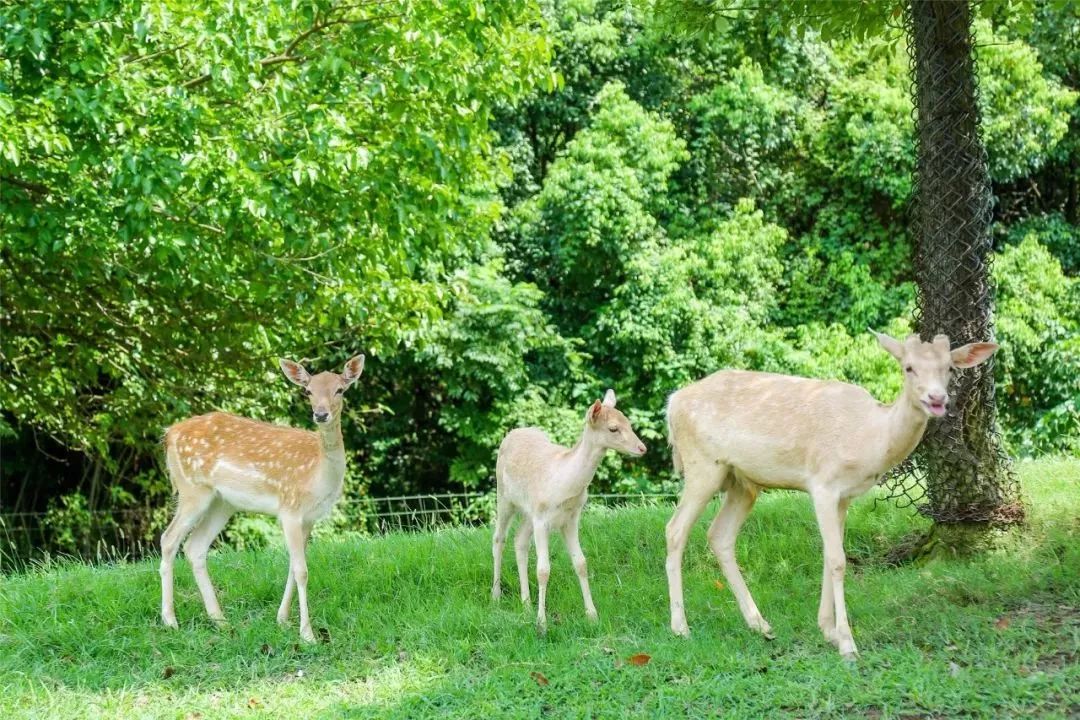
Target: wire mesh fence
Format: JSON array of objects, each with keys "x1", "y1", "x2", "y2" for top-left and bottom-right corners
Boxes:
[
  {"x1": 880, "y1": 0, "x2": 1021, "y2": 525},
  {"x1": 0, "y1": 491, "x2": 680, "y2": 573}
]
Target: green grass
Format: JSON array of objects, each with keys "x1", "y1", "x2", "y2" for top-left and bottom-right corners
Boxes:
[{"x1": 1, "y1": 459, "x2": 1077, "y2": 719}]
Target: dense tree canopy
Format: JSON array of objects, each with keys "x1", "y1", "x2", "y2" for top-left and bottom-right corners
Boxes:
[{"x1": 2, "y1": 0, "x2": 1076, "y2": 551}]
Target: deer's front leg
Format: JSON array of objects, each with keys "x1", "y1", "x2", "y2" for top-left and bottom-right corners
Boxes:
[
  {"x1": 561, "y1": 509, "x2": 598, "y2": 622},
  {"x1": 278, "y1": 521, "x2": 312, "y2": 625},
  {"x1": 817, "y1": 497, "x2": 850, "y2": 641},
  {"x1": 282, "y1": 515, "x2": 315, "y2": 643},
  {"x1": 812, "y1": 491, "x2": 857, "y2": 660}
]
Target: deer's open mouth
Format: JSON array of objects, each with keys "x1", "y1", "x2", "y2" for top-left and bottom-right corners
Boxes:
[{"x1": 922, "y1": 400, "x2": 947, "y2": 417}]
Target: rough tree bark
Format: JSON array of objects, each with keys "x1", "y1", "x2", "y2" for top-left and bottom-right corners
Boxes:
[{"x1": 905, "y1": 0, "x2": 1020, "y2": 535}]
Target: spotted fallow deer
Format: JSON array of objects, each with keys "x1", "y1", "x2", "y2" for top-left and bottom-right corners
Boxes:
[
  {"x1": 664, "y1": 332, "x2": 998, "y2": 659},
  {"x1": 492, "y1": 389, "x2": 647, "y2": 633},
  {"x1": 160, "y1": 354, "x2": 364, "y2": 642}
]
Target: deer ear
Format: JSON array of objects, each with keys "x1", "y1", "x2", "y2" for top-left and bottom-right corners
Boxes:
[
  {"x1": 587, "y1": 400, "x2": 603, "y2": 423},
  {"x1": 871, "y1": 329, "x2": 904, "y2": 362},
  {"x1": 279, "y1": 358, "x2": 311, "y2": 387},
  {"x1": 342, "y1": 354, "x2": 365, "y2": 386},
  {"x1": 951, "y1": 342, "x2": 998, "y2": 368},
  {"x1": 602, "y1": 388, "x2": 617, "y2": 407}
]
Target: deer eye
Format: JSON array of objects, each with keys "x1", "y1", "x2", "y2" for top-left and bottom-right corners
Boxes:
[
  {"x1": 335, "y1": 388, "x2": 344, "y2": 395},
  {"x1": 608, "y1": 426, "x2": 618, "y2": 433},
  {"x1": 905, "y1": 366, "x2": 915, "y2": 375}
]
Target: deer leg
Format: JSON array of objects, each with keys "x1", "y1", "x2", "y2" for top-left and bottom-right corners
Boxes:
[
  {"x1": 183, "y1": 498, "x2": 235, "y2": 623},
  {"x1": 707, "y1": 481, "x2": 771, "y2": 638},
  {"x1": 533, "y1": 519, "x2": 552, "y2": 634},
  {"x1": 666, "y1": 462, "x2": 725, "y2": 637},
  {"x1": 491, "y1": 497, "x2": 515, "y2": 601},
  {"x1": 812, "y1": 490, "x2": 857, "y2": 659},
  {"x1": 514, "y1": 520, "x2": 533, "y2": 606},
  {"x1": 277, "y1": 521, "x2": 312, "y2": 624},
  {"x1": 282, "y1": 514, "x2": 315, "y2": 643},
  {"x1": 561, "y1": 507, "x2": 597, "y2": 622},
  {"x1": 160, "y1": 489, "x2": 214, "y2": 629},
  {"x1": 817, "y1": 497, "x2": 851, "y2": 640}
]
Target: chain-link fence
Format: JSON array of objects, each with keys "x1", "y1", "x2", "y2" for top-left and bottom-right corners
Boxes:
[
  {"x1": 880, "y1": 0, "x2": 1021, "y2": 525},
  {"x1": 0, "y1": 491, "x2": 679, "y2": 573}
]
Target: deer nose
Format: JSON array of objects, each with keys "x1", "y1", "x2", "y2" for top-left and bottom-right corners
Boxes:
[
  {"x1": 928, "y1": 394, "x2": 947, "y2": 405},
  {"x1": 637, "y1": 443, "x2": 647, "y2": 455},
  {"x1": 313, "y1": 410, "x2": 330, "y2": 423}
]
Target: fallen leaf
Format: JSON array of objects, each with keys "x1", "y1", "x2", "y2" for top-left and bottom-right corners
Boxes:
[
  {"x1": 714, "y1": 580, "x2": 725, "y2": 591},
  {"x1": 162, "y1": 666, "x2": 175, "y2": 679},
  {"x1": 994, "y1": 616, "x2": 1011, "y2": 630},
  {"x1": 247, "y1": 698, "x2": 261, "y2": 709},
  {"x1": 530, "y1": 671, "x2": 549, "y2": 686},
  {"x1": 628, "y1": 653, "x2": 652, "y2": 666}
]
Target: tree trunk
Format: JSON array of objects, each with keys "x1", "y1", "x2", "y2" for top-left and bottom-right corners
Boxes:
[{"x1": 906, "y1": 0, "x2": 1020, "y2": 526}]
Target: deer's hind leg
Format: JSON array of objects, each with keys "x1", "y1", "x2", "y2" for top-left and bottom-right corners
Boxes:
[
  {"x1": 706, "y1": 473, "x2": 771, "y2": 638},
  {"x1": 491, "y1": 495, "x2": 515, "y2": 601},
  {"x1": 160, "y1": 469, "x2": 215, "y2": 628},
  {"x1": 514, "y1": 520, "x2": 534, "y2": 606},
  {"x1": 666, "y1": 450, "x2": 725, "y2": 637},
  {"x1": 183, "y1": 497, "x2": 235, "y2": 624}
]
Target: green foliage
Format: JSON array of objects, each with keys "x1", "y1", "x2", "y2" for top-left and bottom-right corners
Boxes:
[
  {"x1": 411, "y1": 257, "x2": 578, "y2": 488},
  {"x1": 596, "y1": 200, "x2": 786, "y2": 414},
  {"x1": 3, "y1": 0, "x2": 1079, "y2": 553},
  {"x1": 977, "y1": 20, "x2": 1078, "y2": 183},
  {"x1": 505, "y1": 81, "x2": 687, "y2": 330},
  {"x1": 1, "y1": 0, "x2": 552, "y2": 509},
  {"x1": 1003, "y1": 212, "x2": 1080, "y2": 275},
  {"x1": 42, "y1": 494, "x2": 102, "y2": 556},
  {"x1": 993, "y1": 236, "x2": 1080, "y2": 456},
  {"x1": 684, "y1": 60, "x2": 803, "y2": 218}
]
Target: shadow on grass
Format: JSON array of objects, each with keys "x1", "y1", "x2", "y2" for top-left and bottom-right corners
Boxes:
[{"x1": 1, "y1": 460, "x2": 1077, "y2": 718}]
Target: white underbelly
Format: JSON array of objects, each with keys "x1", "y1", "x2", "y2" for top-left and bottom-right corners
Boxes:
[{"x1": 216, "y1": 485, "x2": 280, "y2": 514}]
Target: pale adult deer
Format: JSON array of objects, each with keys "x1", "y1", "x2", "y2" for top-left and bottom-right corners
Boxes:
[
  {"x1": 492, "y1": 389, "x2": 647, "y2": 632},
  {"x1": 664, "y1": 332, "x2": 998, "y2": 659},
  {"x1": 160, "y1": 354, "x2": 365, "y2": 642}
]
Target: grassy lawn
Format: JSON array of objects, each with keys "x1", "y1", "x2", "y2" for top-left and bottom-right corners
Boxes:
[{"x1": 1, "y1": 458, "x2": 1077, "y2": 719}]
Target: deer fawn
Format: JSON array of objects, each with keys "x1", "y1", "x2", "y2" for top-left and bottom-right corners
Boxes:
[
  {"x1": 160, "y1": 354, "x2": 365, "y2": 642},
  {"x1": 664, "y1": 332, "x2": 997, "y2": 659},
  {"x1": 492, "y1": 389, "x2": 647, "y2": 632}
]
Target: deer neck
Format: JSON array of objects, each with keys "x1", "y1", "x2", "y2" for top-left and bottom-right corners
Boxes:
[
  {"x1": 563, "y1": 429, "x2": 607, "y2": 494},
  {"x1": 880, "y1": 391, "x2": 930, "y2": 473},
  {"x1": 316, "y1": 416, "x2": 345, "y2": 461}
]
